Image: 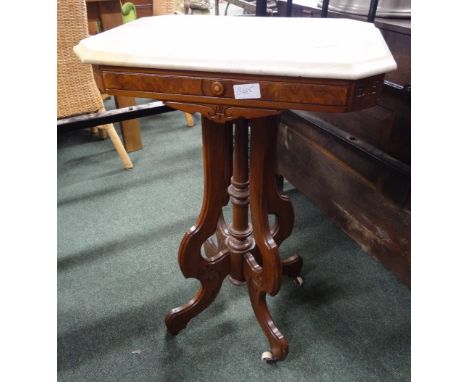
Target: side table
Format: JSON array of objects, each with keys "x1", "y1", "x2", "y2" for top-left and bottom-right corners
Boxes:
[{"x1": 74, "y1": 15, "x2": 396, "y2": 362}]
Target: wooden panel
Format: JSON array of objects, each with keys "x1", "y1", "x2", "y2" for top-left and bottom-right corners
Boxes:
[
  {"x1": 134, "y1": 6, "x2": 153, "y2": 17},
  {"x1": 310, "y1": 86, "x2": 410, "y2": 165},
  {"x1": 98, "y1": 67, "x2": 384, "y2": 113},
  {"x1": 277, "y1": 112, "x2": 410, "y2": 285},
  {"x1": 102, "y1": 71, "x2": 349, "y2": 106},
  {"x1": 310, "y1": 106, "x2": 394, "y2": 152},
  {"x1": 381, "y1": 29, "x2": 411, "y2": 86},
  {"x1": 132, "y1": 0, "x2": 153, "y2": 17},
  {"x1": 348, "y1": 76, "x2": 383, "y2": 111},
  {"x1": 103, "y1": 72, "x2": 204, "y2": 95},
  {"x1": 282, "y1": 110, "x2": 410, "y2": 206},
  {"x1": 86, "y1": 2, "x2": 101, "y2": 22},
  {"x1": 97, "y1": 1, "x2": 123, "y2": 30}
]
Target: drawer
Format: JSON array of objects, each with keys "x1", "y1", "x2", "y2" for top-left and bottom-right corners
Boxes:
[{"x1": 101, "y1": 70, "x2": 349, "y2": 107}]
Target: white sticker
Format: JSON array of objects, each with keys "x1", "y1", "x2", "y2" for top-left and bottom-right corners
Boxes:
[{"x1": 233, "y1": 83, "x2": 261, "y2": 100}]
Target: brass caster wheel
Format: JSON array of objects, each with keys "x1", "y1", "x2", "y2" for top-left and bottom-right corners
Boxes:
[
  {"x1": 261, "y1": 351, "x2": 275, "y2": 363},
  {"x1": 293, "y1": 276, "x2": 304, "y2": 287}
]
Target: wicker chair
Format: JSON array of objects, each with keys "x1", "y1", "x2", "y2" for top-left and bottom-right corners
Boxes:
[{"x1": 58, "y1": 0, "x2": 133, "y2": 169}]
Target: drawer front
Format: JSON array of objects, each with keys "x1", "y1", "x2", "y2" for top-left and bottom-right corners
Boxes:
[{"x1": 101, "y1": 70, "x2": 350, "y2": 109}]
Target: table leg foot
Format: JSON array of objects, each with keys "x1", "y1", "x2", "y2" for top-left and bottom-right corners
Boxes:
[
  {"x1": 246, "y1": 266, "x2": 289, "y2": 362},
  {"x1": 292, "y1": 276, "x2": 304, "y2": 287},
  {"x1": 165, "y1": 253, "x2": 229, "y2": 335},
  {"x1": 281, "y1": 253, "x2": 303, "y2": 280}
]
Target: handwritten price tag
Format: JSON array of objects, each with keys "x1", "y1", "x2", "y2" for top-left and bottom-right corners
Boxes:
[{"x1": 233, "y1": 83, "x2": 261, "y2": 100}]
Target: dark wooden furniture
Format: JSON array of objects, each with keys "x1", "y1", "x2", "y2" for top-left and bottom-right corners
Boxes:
[
  {"x1": 85, "y1": 0, "x2": 143, "y2": 152},
  {"x1": 92, "y1": 64, "x2": 386, "y2": 361},
  {"x1": 275, "y1": 4, "x2": 411, "y2": 285},
  {"x1": 76, "y1": 15, "x2": 396, "y2": 361}
]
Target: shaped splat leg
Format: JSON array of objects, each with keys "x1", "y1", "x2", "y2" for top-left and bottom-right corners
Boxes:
[
  {"x1": 265, "y1": 169, "x2": 294, "y2": 247},
  {"x1": 245, "y1": 254, "x2": 289, "y2": 362},
  {"x1": 165, "y1": 117, "x2": 231, "y2": 335},
  {"x1": 165, "y1": 250, "x2": 230, "y2": 335},
  {"x1": 203, "y1": 122, "x2": 232, "y2": 259},
  {"x1": 246, "y1": 116, "x2": 288, "y2": 361},
  {"x1": 261, "y1": 119, "x2": 303, "y2": 284},
  {"x1": 203, "y1": 213, "x2": 230, "y2": 258}
]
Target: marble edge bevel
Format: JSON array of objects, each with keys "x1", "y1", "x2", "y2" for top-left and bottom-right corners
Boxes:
[{"x1": 73, "y1": 18, "x2": 397, "y2": 80}]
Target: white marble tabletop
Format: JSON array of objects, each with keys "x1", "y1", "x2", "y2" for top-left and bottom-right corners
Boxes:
[{"x1": 74, "y1": 15, "x2": 396, "y2": 80}]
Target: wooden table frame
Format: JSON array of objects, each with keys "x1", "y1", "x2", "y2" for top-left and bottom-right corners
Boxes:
[{"x1": 93, "y1": 63, "x2": 384, "y2": 361}]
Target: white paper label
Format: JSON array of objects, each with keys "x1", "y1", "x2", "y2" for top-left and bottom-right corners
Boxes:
[{"x1": 233, "y1": 83, "x2": 261, "y2": 100}]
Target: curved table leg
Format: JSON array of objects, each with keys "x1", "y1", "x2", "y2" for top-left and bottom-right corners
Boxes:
[
  {"x1": 262, "y1": 120, "x2": 303, "y2": 284},
  {"x1": 246, "y1": 116, "x2": 287, "y2": 361},
  {"x1": 203, "y1": 122, "x2": 232, "y2": 259},
  {"x1": 265, "y1": 168, "x2": 294, "y2": 246},
  {"x1": 249, "y1": 116, "x2": 303, "y2": 284},
  {"x1": 245, "y1": 254, "x2": 289, "y2": 362},
  {"x1": 165, "y1": 117, "x2": 231, "y2": 335}
]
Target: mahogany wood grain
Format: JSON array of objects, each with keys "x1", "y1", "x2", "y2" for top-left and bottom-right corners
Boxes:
[{"x1": 98, "y1": 66, "x2": 384, "y2": 115}]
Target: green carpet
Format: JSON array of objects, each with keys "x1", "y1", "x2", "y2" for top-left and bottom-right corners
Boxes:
[{"x1": 57, "y1": 101, "x2": 410, "y2": 382}]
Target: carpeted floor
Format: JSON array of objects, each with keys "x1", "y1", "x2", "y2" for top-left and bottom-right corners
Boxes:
[{"x1": 57, "y1": 100, "x2": 410, "y2": 382}]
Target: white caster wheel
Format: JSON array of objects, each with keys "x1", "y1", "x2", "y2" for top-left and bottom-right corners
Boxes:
[
  {"x1": 261, "y1": 351, "x2": 274, "y2": 363},
  {"x1": 293, "y1": 276, "x2": 304, "y2": 287}
]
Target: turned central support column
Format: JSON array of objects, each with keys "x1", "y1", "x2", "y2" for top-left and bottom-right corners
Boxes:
[{"x1": 226, "y1": 118, "x2": 255, "y2": 284}]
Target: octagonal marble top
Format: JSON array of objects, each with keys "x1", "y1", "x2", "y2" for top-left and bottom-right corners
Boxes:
[{"x1": 74, "y1": 15, "x2": 396, "y2": 80}]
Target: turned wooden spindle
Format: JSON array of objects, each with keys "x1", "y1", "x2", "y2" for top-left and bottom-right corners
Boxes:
[{"x1": 226, "y1": 118, "x2": 255, "y2": 284}]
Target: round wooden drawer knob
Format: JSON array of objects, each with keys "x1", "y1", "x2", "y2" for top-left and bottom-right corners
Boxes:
[{"x1": 211, "y1": 81, "x2": 224, "y2": 96}]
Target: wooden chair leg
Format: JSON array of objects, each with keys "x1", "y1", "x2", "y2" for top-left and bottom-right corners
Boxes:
[
  {"x1": 114, "y1": 96, "x2": 143, "y2": 152},
  {"x1": 184, "y1": 112, "x2": 194, "y2": 127},
  {"x1": 97, "y1": 126, "x2": 108, "y2": 139},
  {"x1": 101, "y1": 123, "x2": 134, "y2": 169}
]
